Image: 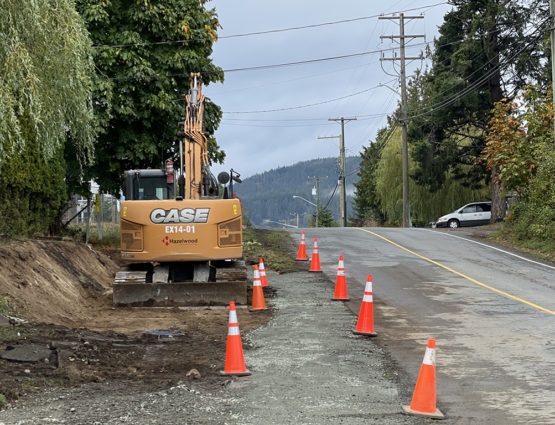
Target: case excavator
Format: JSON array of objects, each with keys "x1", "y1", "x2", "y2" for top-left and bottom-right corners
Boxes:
[{"x1": 113, "y1": 73, "x2": 247, "y2": 306}]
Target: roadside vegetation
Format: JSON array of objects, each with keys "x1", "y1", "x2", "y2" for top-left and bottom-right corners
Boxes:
[
  {"x1": 352, "y1": 1, "x2": 553, "y2": 252},
  {"x1": 243, "y1": 228, "x2": 298, "y2": 273},
  {"x1": 0, "y1": 296, "x2": 33, "y2": 343}
]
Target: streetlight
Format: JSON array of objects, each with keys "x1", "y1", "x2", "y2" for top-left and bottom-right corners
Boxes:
[
  {"x1": 292, "y1": 195, "x2": 318, "y2": 227},
  {"x1": 292, "y1": 195, "x2": 316, "y2": 207}
]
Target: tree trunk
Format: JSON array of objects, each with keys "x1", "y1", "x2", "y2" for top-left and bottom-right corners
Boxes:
[
  {"x1": 490, "y1": 167, "x2": 506, "y2": 222},
  {"x1": 487, "y1": 2, "x2": 505, "y2": 223}
]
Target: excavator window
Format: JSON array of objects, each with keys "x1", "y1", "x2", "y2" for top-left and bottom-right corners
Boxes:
[
  {"x1": 124, "y1": 171, "x2": 172, "y2": 201},
  {"x1": 136, "y1": 177, "x2": 169, "y2": 200}
]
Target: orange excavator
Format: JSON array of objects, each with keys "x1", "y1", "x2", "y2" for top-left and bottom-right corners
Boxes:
[{"x1": 113, "y1": 73, "x2": 246, "y2": 306}]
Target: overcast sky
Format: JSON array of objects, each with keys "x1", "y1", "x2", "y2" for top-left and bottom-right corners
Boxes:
[{"x1": 204, "y1": 0, "x2": 452, "y2": 179}]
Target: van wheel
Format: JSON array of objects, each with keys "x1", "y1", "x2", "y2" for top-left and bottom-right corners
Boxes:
[{"x1": 448, "y1": 219, "x2": 460, "y2": 229}]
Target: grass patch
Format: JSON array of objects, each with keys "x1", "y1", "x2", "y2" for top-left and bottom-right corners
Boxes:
[
  {"x1": 243, "y1": 228, "x2": 298, "y2": 273},
  {"x1": 67, "y1": 222, "x2": 121, "y2": 250},
  {"x1": 0, "y1": 393, "x2": 6, "y2": 410},
  {"x1": 0, "y1": 296, "x2": 22, "y2": 316},
  {"x1": 0, "y1": 324, "x2": 35, "y2": 343},
  {"x1": 487, "y1": 229, "x2": 555, "y2": 263}
]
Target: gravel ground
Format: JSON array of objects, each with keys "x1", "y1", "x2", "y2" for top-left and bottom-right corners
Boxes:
[{"x1": 0, "y1": 270, "x2": 433, "y2": 425}]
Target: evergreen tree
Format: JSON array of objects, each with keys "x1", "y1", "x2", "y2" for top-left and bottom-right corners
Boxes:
[
  {"x1": 309, "y1": 205, "x2": 337, "y2": 228},
  {"x1": 409, "y1": 0, "x2": 550, "y2": 222}
]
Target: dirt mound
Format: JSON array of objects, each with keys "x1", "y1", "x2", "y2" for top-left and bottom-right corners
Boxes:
[
  {"x1": 0, "y1": 238, "x2": 117, "y2": 327},
  {"x1": 0, "y1": 237, "x2": 272, "y2": 404}
]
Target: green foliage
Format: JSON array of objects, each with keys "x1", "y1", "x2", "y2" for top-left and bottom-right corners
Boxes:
[
  {"x1": 0, "y1": 145, "x2": 67, "y2": 235},
  {"x1": 0, "y1": 0, "x2": 96, "y2": 235},
  {"x1": 352, "y1": 130, "x2": 386, "y2": 226},
  {"x1": 0, "y1": 393, "x2": 6, "y2": 410},
  {"x1": 481, "y1": 86, "x2": 554, "y2": 241},
  {"x1": 374, "y1": 128, "x2": 488, "y2": 226},
  {"x1": 482, "y1": 87, "x2": 553, "y2": 195},
  {"x1": 76, "y1": 0, "x2": 225, "y2": 194},
  {"x1": 242, "y1": 228, "x2": 297, "y2": 273},
  {"x1": 309, "y1": 205, "x2": 337, "y2": 228},
  {"x1": 407, "y1": 0, "x2": 549, "y2": 220},
  {"x1": 508, "y1": 137, "x2": 555, "y2": 241},
  {"x1": 0, "y1": 296, "x2": 22, "y2": 316}
]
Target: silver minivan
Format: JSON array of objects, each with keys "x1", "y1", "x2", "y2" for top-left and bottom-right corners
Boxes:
[{"x1": 433, "y1": 202, "x2": 492, "y2": 228}]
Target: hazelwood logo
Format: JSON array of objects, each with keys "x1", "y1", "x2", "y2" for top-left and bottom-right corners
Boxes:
[
  {"x1": 161, "y1": 236, "x2": 198, "y2": 246},
  {"x1": 150, "y1": 208, "x2": 210, "y2": 224}
]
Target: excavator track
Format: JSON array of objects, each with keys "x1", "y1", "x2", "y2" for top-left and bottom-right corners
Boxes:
[{"x1": 113, "y1": 260, "x2": 247, "y2": 307}]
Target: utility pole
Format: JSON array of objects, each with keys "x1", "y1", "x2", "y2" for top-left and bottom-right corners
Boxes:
[
  {"x1": 290, "y1": 212, "x2": 300, "y2": 229},
  {"x1": 308, "y1": 176, "x2": 327, "y2": 227},
  {"x1": 551, "y1": 0, "x2": 555, "y2": 147},
  {"x1": 380, "y1": 13, "x2": 424, "y2": 228},
  {"x1": 318, "y1": 135, "x2": 343, "y2": 226},
  {"x1": 328, "y1": 117, "x2": 356, "y2": 227}
]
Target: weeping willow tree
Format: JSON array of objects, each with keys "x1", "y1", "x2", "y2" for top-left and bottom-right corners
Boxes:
[
  {"x1": 375, "y1": 128, "x2": 488, "y2": 226},
  {"x1": 0, "y1": 0, "x2": 95, "y2": 235}
]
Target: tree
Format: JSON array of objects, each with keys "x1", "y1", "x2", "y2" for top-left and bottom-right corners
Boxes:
[
  {"x1": 75, "y1": 0, "x2": 225, "y2": 194},
  {"x1": 310, "y1": 205, "x2": 337, "y2": 227},
  {"x1": 352, "y1": 129, "x2": 388, "y2": 226},
  {"x1": 408, "y1": 0, "x2": 550, "y2": 222},
  {"x1": 0, "y1": 0, "x2": 95, "y2": 235},
  {"x1": 482, "y1": 86, "x2": 554, "y2": 239}
]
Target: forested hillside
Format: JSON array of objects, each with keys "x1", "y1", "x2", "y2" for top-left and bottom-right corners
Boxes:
[{"x1": 235, "y1": 157, "x2": 360, "y2": 228}]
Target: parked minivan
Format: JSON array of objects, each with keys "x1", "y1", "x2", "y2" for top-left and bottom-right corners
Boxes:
[{"x1": 433, "y1": 202, "x2": 492, "y2": 228}]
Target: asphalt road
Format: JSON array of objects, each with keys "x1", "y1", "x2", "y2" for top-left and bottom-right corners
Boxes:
[{"x1": 290, "y1": 227, "x2": 555, "y2": 424}]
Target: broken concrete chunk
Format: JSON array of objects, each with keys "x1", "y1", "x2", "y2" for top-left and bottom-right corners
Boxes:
[{"x1": 0, "y1": 344, "x2": 55, "y2": 363}]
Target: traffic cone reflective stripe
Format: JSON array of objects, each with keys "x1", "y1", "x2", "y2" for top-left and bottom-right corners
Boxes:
[
  {"x1": 296, "y1": 230, "x2": 308, "y2": 261},
  {"x1": 250, "y1": 265, "x2": 268, "y2": 311},
  {"x1": 332, "y1": 255, "x2": 349, "y2": 301},
  {"x1": 402, "y1": 339, "x2": 444, "y2": 418},
  {"x1": 259, "y1": 258, "x2": 269, "y2": 287},
  {"x1": 353, "y1": 275, "x2": 377, "y2": 336},
  {"x1": 309, "y1": 238, "x2": 322, "y2": 272},
  {"x1": 220, "y1": 301, "x2": 251, "y2": 376}
]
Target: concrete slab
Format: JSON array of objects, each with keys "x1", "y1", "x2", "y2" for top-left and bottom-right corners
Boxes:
[{"x1": 0, "y1": 344, "x2": 54, "y2": 363}]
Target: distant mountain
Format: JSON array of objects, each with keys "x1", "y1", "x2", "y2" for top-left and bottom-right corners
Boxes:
[{"x1": 234, "y1": 157, "x2": 361, "y2": 228}]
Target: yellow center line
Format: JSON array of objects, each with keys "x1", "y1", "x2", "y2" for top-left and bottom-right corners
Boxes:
[{"x1": 355, "y1": 228, "x2": 555, "y2": 315}]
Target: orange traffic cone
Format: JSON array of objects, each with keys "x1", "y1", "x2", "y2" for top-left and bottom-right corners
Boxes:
[
  {"x1": 332, "y1": 255, "x2": 349, "y2": 301},
  {"x1": 250, "y1": 265, "x2": 267, "y2": 312},
  {"x1": 296, "y1": 230, "x2": 308, "y2": 261},
  {"x1": 259, "y1": 258, "x2": 269, "y2": 287},
  {"x1": 309, "y1": 238, "x2": 322, "y2": 272},
  {"x1": 402, "y1": 339, "x2": 444, "y2": 418},
  {"x1": 353, "y1": 275, "x2": 377, "y2": 336},
  {"x1": 220, "y1": 301, "x2": 251, "y2": 376}
]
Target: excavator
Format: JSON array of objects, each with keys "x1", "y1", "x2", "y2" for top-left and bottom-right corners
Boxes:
[{"x1": 113, "y1": 73, "x2": 247, "y2": 306}]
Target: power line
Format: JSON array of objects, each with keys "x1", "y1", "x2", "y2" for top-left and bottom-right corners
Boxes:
[
  {"x1": 91, "y1": 2, "x2": 448, "y2": 49},
  {"x1": 324, "y1": 182, "x2": 339, "y2": 208},
  {"x1": 222, "y1": 112, "x2": 389, "y2": 122},
  {"x1": 100, "y1": 34, "x2": 499, "y2": 82},
  {"x1": 101, "y1": 43, "x2": 428, "y2": 81},
  {"x1": 223, "y1": 80, "x2": 396, "y2": 114}
]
